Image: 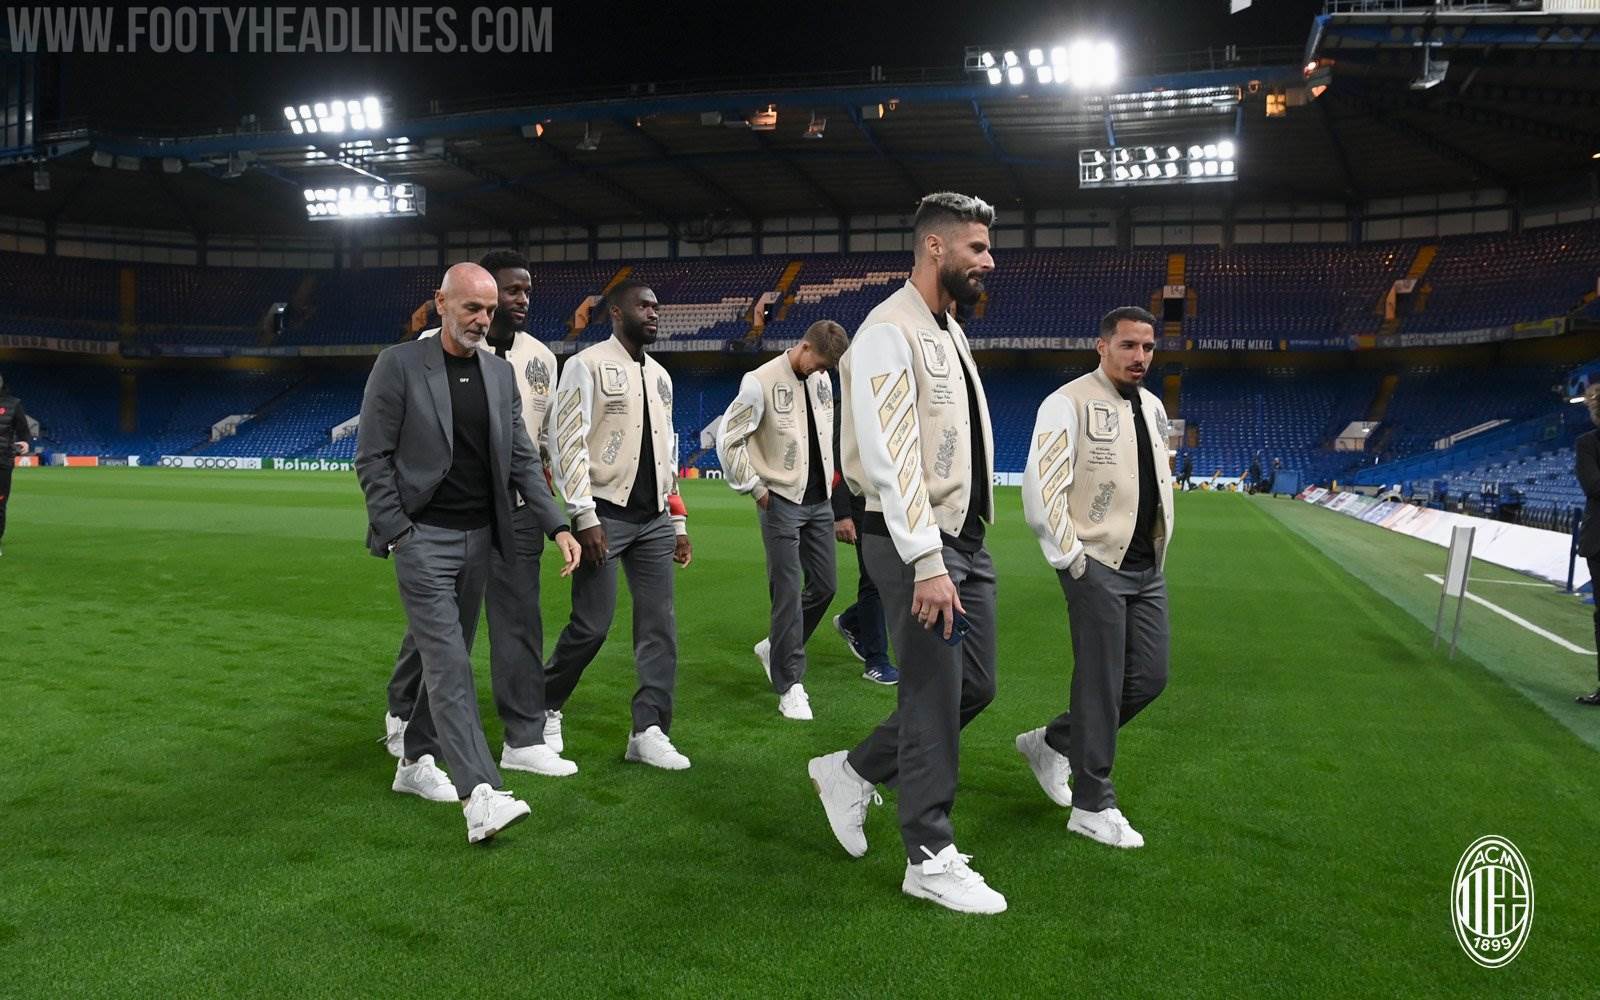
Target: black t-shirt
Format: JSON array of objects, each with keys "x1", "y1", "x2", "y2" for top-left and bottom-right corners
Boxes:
[
  {"x1": 417, "y1": 351, "x2": 494, "y2": 532},
  {"x1": 943, "y1": 312, "x2": 988, "y2": 554},
  {"x1": 802, "y1": 386, "x2": 827, "y2": 505},
  {"x1": 600, "y1": 358, "x2": 662, "y2": 525},
  {"x1": 1121, "y1": 384, "x2": 1160, "y2": 571}
]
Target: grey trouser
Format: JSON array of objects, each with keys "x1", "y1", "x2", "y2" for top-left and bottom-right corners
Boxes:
[
  {"x1": 544, "y1": 510, "x2": 678, "y2": 734},
  {"x1": 758, "y1": 494, "x2": 837, "y2": 694},
  {"x1": 847, "y1": 536, "x2": 997, "y2": 863},
  {"x1": 393, "y1": 522, "x2": 500, "y2": 796},
  {"x1": 388, "y1": 504, "x2": 550, "y2": 747},
  {"x1": 1044, "y1": 557, "x2": 1170, "y2": 812}
]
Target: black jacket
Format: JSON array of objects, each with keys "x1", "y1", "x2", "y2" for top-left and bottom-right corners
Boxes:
[
  {"x1": 1576, "y1": 430, "x2": 1600, "y2": 558},
  {"x1": 0, "y1": 391, "x2": 29, "y2": 466}
]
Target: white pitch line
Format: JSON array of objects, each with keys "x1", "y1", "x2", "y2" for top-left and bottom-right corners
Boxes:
[
  {"x1": 1464, "y1": 578, "x2": 1560, "y2": 588},
  {"x1": 1424, "y1": 574, "x2": 1596, "y2": 655}
]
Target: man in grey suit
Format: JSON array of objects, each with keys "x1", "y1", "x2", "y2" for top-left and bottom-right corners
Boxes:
[{"x1": 356, "y1": 262, "x2": 581, "y2": 844}]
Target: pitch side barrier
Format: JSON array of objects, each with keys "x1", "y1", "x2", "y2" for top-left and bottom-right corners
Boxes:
[{"x1": 1296, "y1": 487, "x2": 1589, "y2": 590}]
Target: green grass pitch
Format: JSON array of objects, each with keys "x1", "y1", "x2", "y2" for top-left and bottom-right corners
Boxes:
[{"x1": 1, "y1": 470, "x2": 1595, "y2": 997}]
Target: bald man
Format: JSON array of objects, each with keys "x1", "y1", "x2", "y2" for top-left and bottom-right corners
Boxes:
[{"x1": 356, "y1": 262, "x2": 581, "y2": 844}]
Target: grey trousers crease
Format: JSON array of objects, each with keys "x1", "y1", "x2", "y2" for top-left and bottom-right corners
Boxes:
[
  {"x1": 387, "y1": 504, "x2": 550, "y2": 747},
  {"x1": 544, "y1": 511, "x2": 679, "y2": 735},
  {"x1": 847, "y1": 536, "x2": 998, "y2": 863},
  {"x1": 758, "y1": 495, "x2": 838, "y2": 694},
  {"x1": 1044, "y1": 557, "x2": 1170, "y2": 812},
  {"x1": 393, "y1": 522, "x2": 501, "y2": 795}
]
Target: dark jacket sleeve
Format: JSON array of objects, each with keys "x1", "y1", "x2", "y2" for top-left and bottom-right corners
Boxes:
[
  {"x1": 354, "y1": 348, "x2": 414, "y2": 552},
  {"x1": 830, "y1": 393, "x2": 853, "y2": 520},
  {"x1": 12, "y1": 401, "x2": 29, "y2": 447},
  {"x1": 1578, "y1": 433, "x2": 1600, "y2": 502},
  {"x1": 507, "y1": 367, "x2": 571, "y2": 539}
]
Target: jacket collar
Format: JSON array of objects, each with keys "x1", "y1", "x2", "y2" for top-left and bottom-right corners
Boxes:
[{"x1": 898, "y1": 279, "x2": 960, "y2": 335}]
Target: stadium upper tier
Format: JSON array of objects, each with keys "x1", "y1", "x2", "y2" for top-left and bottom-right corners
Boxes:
[{"x1": 2, "y1": 222, "x2": 1597, "y2": 348}]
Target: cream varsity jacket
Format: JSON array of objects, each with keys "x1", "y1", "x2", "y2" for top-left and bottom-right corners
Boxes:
[
  {"x1": 551, "y1": 334, "x2": 685, "y2": 535},
  {"x1": 1022, "y1": 366, "x2": 1175, "y2": 572},
  {"x1": 418, "y1": 328, "x2": 558, "y2": 506},
  {"x1": 716, "y1": 352, "x2": 836, "y2": 505},
  {"x1": 840, "y1": 281, "x2": 996, "y2": 582}
]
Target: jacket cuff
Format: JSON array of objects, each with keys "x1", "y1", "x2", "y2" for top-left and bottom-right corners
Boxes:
[
  {"x1": 672, "y1": 514, "x2": 688, "y2": 536},
  {"x1": 547, "y1": 524, "x2": 572, "y2": 541},
  {"x1": 752, "y1": 483, "x2": 769, "y2": 503},
  {"x1": 574, "y1": 509, "x2": 600, "y2": 532},
  {"x1": 1046, "y1": 539, "x2": 1084, "y2": 571},
  {"x1": 912, "y1": 550, "x2": 947, "y2": 582}
]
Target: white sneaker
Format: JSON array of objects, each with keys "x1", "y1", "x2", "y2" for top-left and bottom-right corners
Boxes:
[
  {"x1": 463, "y1": 783, "x2": 531, "y2": 844},
  {"x1": 1067, "y1": 807, "x2": 1145, "y2": 849},
  {"x1": 624, "y1": 725, "x2": 691, "y2": 770},
  {"x1": 382, "y1": 712, "x2": 407, "y2": 759},
  {"x1": 392, "y1": 754, "x2": 459, "y2": 803},
  {"x1": 778, "y1": 683, "x2": 813, "y2": 721},
  {"x1": 754, "y1": 638, "x2": 772, "y2": 683},
  {"x1": 501, "y1": 743, "x2": 578, "y2": 777},
  {"x1": 902, "y1": 844, "x2": 1007, "y2": 915},
  {"x1": 807, "y1": 750, "x2": 880, "y2": 858},
  {"x1": 543, "y1": 710, "x2": 564, "y2": 754},
  {"x1": 1015, "y1": 727, "x2": 1071, "y2": 808}
]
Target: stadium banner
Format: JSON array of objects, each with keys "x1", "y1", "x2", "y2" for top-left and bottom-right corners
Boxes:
[
  {"x1": 268, "y1": 457, "x2": 354, "y2": 472},
  {"x1": 1303, "y1": 490, "x2": 1586, "y2": 588},
  {"x1": 59, "y1": 456, "x2": 101, "y2": 467},
  {"x1": 0, "y1": 335, "x2": 119, "y2": 355},
  {"x1": 13, "y1": 455, "x2": 39, "y2": 468},
  {"x1": 158, "y1": 455, "x2": 264, "y2": 470}
]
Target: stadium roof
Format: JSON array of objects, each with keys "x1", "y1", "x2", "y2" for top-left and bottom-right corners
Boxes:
[{"x1": 3, "y1": 4, "x2": 1599, "y2": 235}]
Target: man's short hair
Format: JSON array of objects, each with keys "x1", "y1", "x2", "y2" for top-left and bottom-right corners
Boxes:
[
  {"x1": 1099, "y1": 306, "x2": 1160, "y2": 339},
  {"x1": 606, "y1": 277, "x2": 653, "y2": 313},
  {"x1": 478, "y1": 249, "x2": 530, "y2": 276},
  {"x1": 912, "y1": 192, "x2": 996, "y2": 252},
  {"x1": 1586, "y1": 383, "x2": 1600, "y2": 427},
  {"x1": 801, "y1": 320, "x2": 849, "y2": 362}
]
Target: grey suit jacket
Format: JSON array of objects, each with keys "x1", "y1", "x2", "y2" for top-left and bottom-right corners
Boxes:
[{"x1": 355, "y1": 335, "x2": 569, "y2": 558}]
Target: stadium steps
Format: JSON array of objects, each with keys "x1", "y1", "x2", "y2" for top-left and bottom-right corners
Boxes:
[
  {"x1": 771, "y1": 260, "x2": 806, "y2": 323},
  {"x1": 1377, "y1": 244, "x2": 1438, "y2": 335},
  {"x1": 565, "y1": 266, "x2": 634, "y2": 341},
  {"x1": 1368, "y1": 373, "x2": 1400, "y2": 422},
  {"x1": 1163, "y1": 373, "x2": 1182, "y2": 418},
  {"x1": 188, "y1": 374, "x2": 316, "y2": 455}
]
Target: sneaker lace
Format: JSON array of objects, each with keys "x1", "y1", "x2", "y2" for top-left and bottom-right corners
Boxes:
[
  {"x1": 919, "y1": 846, "x2": 982, "y2": 884},
  {"x1": 853, "y1": 783, "x2": 883, "y2": 824},
  {"x1": 645, "y1": 729, "x2": 676, "y2": 754}
]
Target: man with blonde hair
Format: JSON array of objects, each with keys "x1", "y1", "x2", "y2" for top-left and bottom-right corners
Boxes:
[{"x1": 718, "y1": 319, "x2": 849, "y2": 720}]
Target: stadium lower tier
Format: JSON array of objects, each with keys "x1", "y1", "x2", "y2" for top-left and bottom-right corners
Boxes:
[{"x1": 2, "y1": 355, "x2": 1588, "y2": 527}]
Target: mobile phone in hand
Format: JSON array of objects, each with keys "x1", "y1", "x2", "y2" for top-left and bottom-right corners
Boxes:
[{"x1": 940, "y1": 611, "x2": 972, "y2": 647}]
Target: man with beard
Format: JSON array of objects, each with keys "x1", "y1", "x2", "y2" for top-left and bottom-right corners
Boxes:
[
  {"x1": 718, "y1": 320, "x2": 849, "y2": 721},
  {"x1": 544, "y1": 278, "x2": 695, "y2": 770},
  {"x1": 807, "y1": 192, "x2": 1005, "y2": 914},
  {"x1": 383, "y1": 250, "x2": 577, "y2": 778},
  {"x1": 1015, "y1": 306, "x2": 1175, "y2": 849},
  {"x1": 356, "y1": 263, "x2": 581, "y2": 843}
]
